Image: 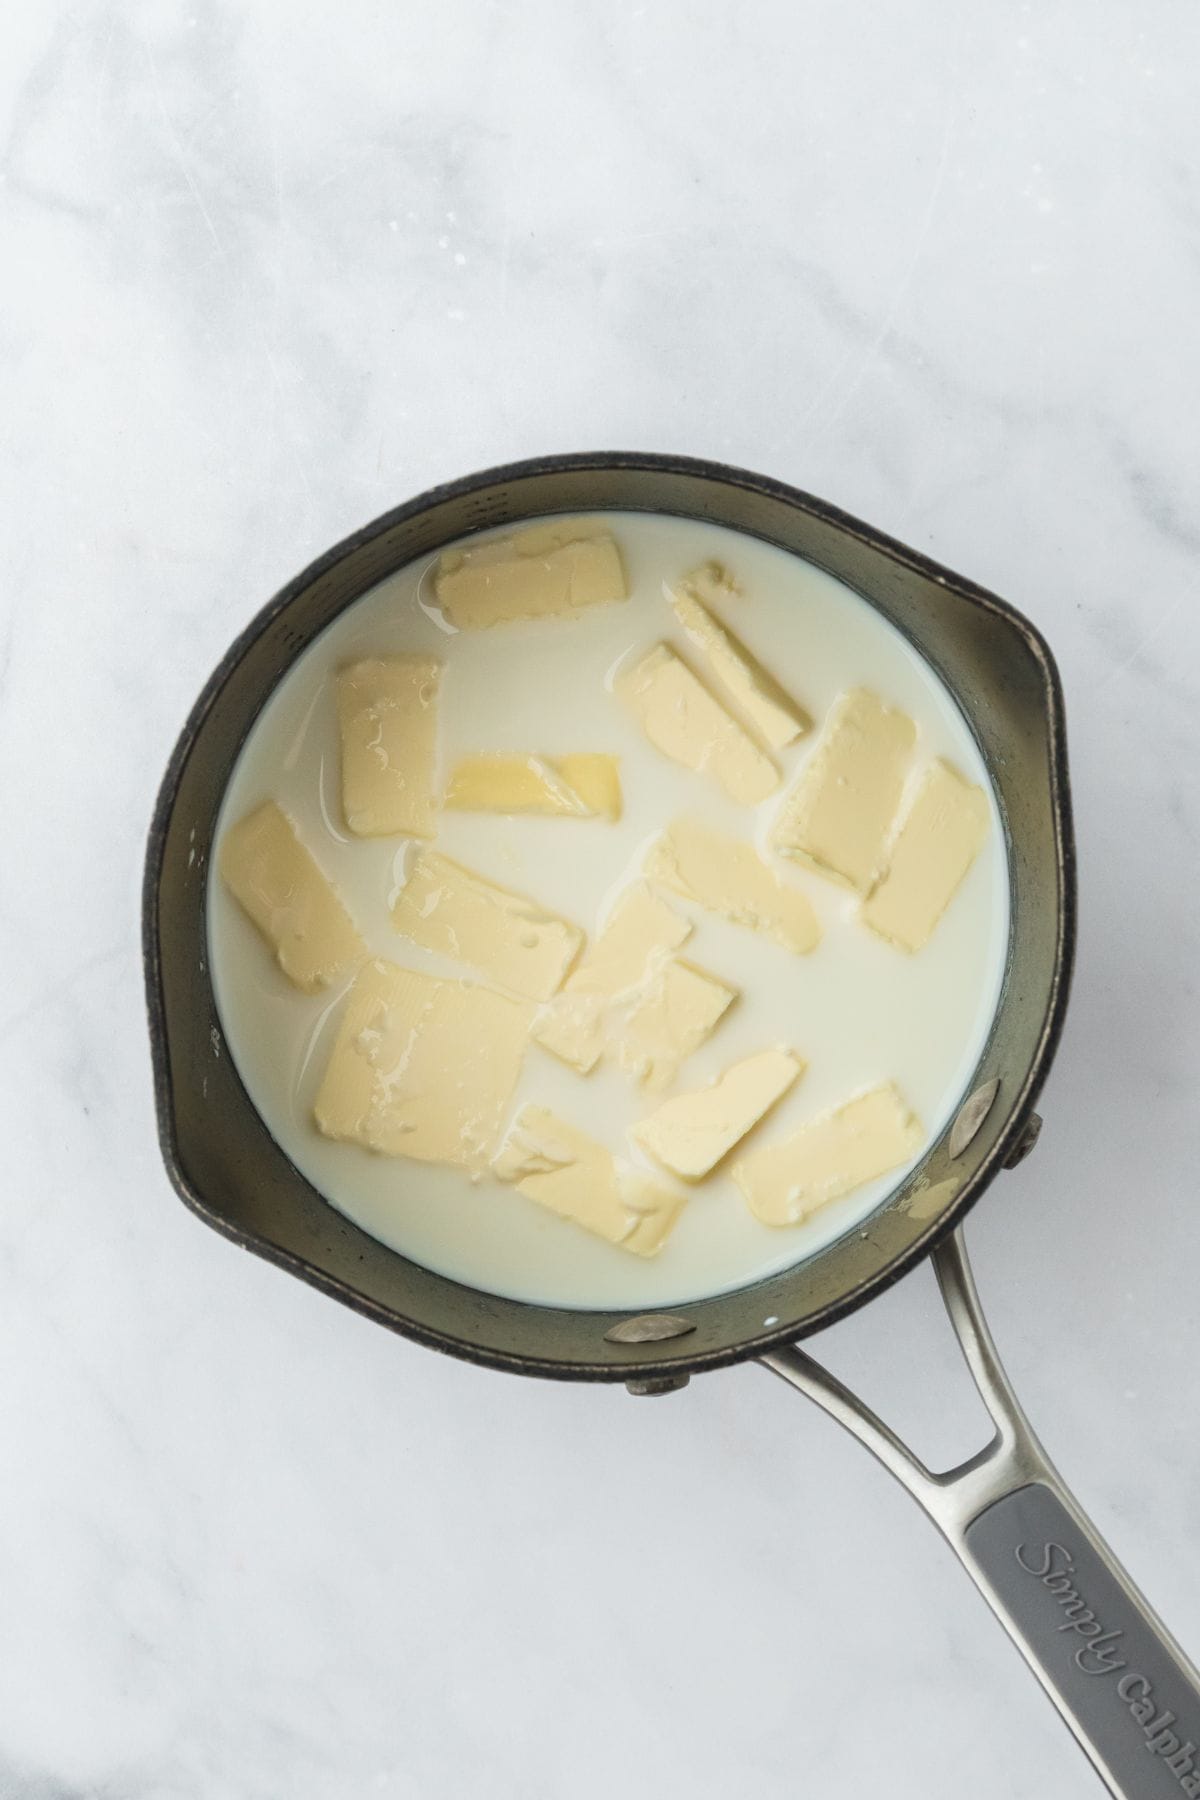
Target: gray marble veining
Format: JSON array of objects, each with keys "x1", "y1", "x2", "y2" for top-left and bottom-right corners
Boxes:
[{"x1": 2, "y1": 2, "x2": 1199, "y2": 1796}]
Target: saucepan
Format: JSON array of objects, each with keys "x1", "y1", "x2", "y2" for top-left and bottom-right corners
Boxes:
[{"x1": 143, "y1": 453, "x2": 1200, "y2": 1796}]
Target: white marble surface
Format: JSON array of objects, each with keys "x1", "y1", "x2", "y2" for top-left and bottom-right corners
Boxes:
[{"x1": 3, "y1": 3, "x2": 1199, "y2": 1794}]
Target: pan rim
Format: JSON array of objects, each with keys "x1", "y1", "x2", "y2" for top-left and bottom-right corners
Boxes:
[{"x1": 143, "y1": 450, "x2": 1076, "y2": 1381}]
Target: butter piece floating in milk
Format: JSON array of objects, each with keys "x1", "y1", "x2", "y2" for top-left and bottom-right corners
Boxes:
[
  {"x1": 532, "y1": 885, "x2": 693, "y2": 1073},
  {"x1": 679, "y1": 560, "x2": 742, "y2": 606},
  {"x1": 632, "y1": 1048, "x2": 804, "y2": 1180},
  {"x1": 434, "y1": 520, "x2": 627, "y2": 628},
  {"x1": 444, "y1": 753, "x2": 622, "y2": 820},
  {"x1": 862, "y1": 759, "x2": 989, "y2": 952},
  {"x1": 734, "y1": 1082, "x2": 923, "y2": 1227},
  {"x1": 616, "y1": 643, "x2": 779, "y2": 806},
  {"x1": 614, "y1": 959, "x2": 737, "y2": 1091},
  {"x1": 668, "y1": 581, "x2": 812, "y2": 749},
  {"x1": 645, "y1": 817, "x2": 820, "y2": 954},
  {"x1": 494, "y1": 1105, "x2": 686, "y2": 1256},
  {"x1": 532, "y1": 884, "x2": 735, "y2": 1087},
  {"x1": 219, "y1": 800, "x2": 363, "y2": 993},
  {"x1": 391, "y1": 850, "x2": 583, "y2": 1002},
  {"x1": 771, "y1": 687, "x2": 916, "y2": 892},
  {"x1": 337, "y1": 655, "x2": 441, "y2": 839},
  {"x1": 314, "y1": 960, "x2": 532, "y2": 1168}
]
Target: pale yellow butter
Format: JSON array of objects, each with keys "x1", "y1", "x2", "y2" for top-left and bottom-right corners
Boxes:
[
  {"x1": 494, "y1": 1105, "x2": 686, "y2": 1255},
  {"x1": 532, "y1": 885, "x2": 692, "y2": 1073},
  {"x1": 734, "y1": 1082, "x2": 923, "y2": 1226},
  {"x1": 680, "y1": 560, "x2": 742, "y2": 606},
  {"x1": 632, "y1": 1048, "x2": 804, "y2": 1180},
  {"x1": 645, "y1": 817, "x2": 820, "y2": 954},
  {"x1": 444, "y1": 752, "x2": 621, "y2": 820},
  {"x1": 614, "y1": 959, "x2": 737, "y2": 1091},
  {"x1": 337, "y1": 656, "x2": 441, "y2": 839},
  {"x1": 771, "y1": 688, "x2": 916, "y2": 891},
  {"x1": 219, "y1": 800, "x2": 363, "y2": 993},
  {"x1": 669, "y1": 585, "x2": 811, "y2": 749},
  {"x1": 554, "y1": 754, "x2": 622, "y2": 820},
  {"x1": 862, "y1": 759, "x2": 990, "y2": 952},
  {"x1": 616, "y1": 643, "x2": 779, "y2": 806},
  {"x1": 434, "y1": 521, "x2": 627, "y2": 628},
  {"x1": 314, "y1": 960, "x2": 531, "y2": 1168},
  {"x1": 391, "y1": 851, "x2": 583, "y2": 1001}
]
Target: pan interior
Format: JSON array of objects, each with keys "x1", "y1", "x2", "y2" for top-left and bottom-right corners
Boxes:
[
  {"x1": 148, "y1": 453, "x2": 1070, "y2": 1377},
  {"x1": 205, "y1": 508, "x2": 1010, "y2": 1312}
]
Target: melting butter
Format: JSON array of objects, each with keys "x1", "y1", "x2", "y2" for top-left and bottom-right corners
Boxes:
[
  {"x1": 863, "y1": 759, "x2": 989, "y2": 953},
  {"x1": 645, "y1": 817, "x2": 820, "y2": 954},
  {"x1": 734, "y1": 1082, "x2": 923, "y2": 1227},
  {"x1": 532, "y1": 885, "x2": 691, "y2": 1074},
  {"x1": 434, "y1": 521, "x2": 627, "y2": 629},
  {"x1": 444, "y1": 752, "x2": 622, "y2": 820},
  {"x1": 219, "y1": 801, "x2": 362, "y2": 993},
  {"x1": 337, "y1": 656, "x2": 441, "y2": 839},
  {"x1": 391, "y1": 850, "x2": 583, "y2": 1001},
  {"x1": 616, "y1": 642, "x2": 779, "y2": 806},
  {"x1": 772, "y1": 687, "x2": 915, "y2": 891},
  {"x1": 494, "y1": 1104, "x2": 686, "y2": 1256},
  {"x1": 668, "y1": 580, "x2": 811, "y2": 749},
  {"x1": 314, "y1": 960, "x2": 531, "y2": 1168},
  {"x1": 633, "y1": 1048, "x2": 803, "y2": 1180}
]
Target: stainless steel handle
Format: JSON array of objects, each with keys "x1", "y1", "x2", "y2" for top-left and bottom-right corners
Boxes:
[{"x1": 761, "y1": 1228, "x2": 1200, "y2": 1797}]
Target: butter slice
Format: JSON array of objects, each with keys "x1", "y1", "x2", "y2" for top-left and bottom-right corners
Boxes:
[
  {"x1": 862, "y1": 760, "x2": 990, "y2": 952},
  {"x1": 681, "y1": 560, "x2": 742, "y2": 606},
  {"x1": 616, "y1": 643, "x2": 779, "y2": 806},
  {"x1": 615, "y1": 959, "x2": 737, "y2": 1091},
  {"x1": 645, "y1": 818, "x2": 820, "y2": 954},
  {"x1": 434, "y1": 521, "x2": 627, "y2": 628},
  {"x1": 219, "y1": 801, "x2": 363, "y2": 993},
  {"x1": 632, "y1": 1049, "x2": 804, "y2": 1180},
  {"x1": 444, "y1": 753, "x2": 621, "y2": 820},
  {"x1": 314, "y1": 960, "x2": 531, "y2": 1168},
  {"x1": 553, "y1": 754, "x2": 623, "y2": 819},
  {"x1": 532, "y1": 885, "x2": 692, "y2": 1073},
  {"x1": 494, "y1": 1105, "x2": 685, "y2": 1256},
  {"x1": 392, "y1": 851, "x2": 582, "y2": 1001},
  {"x1": 734, "y1": 1083, "x2": 923, "y2": 1227},
  {"x1": 337, "y1": 656, "x2": 441, "y2": 839},
  {"x1": 669, "y1": 585, "x2": 811, "y2": 749},
  {"x1": 772, "y1": 688, "x2": 916, "y2": 891}
]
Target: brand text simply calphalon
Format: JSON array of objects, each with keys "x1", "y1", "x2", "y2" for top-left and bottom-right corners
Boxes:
[{"x1": 1016, "y1": 1538, "x2": 1200, "y2": 1793}]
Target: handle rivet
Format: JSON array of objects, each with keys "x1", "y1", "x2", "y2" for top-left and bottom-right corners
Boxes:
[
  {"x1": 1004, "y1": 1112, "x2": 1043, "y2": 1169},
  {"x1": 605, "y1": 1313, "x2": 696, "y2": 1344},
  {"x1": 950, "y1": 1077, "x2": 1001, "y2": 1159}
]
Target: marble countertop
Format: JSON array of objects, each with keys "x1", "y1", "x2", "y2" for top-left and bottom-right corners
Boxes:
[{"x1": 4, "y1": 3, "x2": 1199, "y2": 1795}]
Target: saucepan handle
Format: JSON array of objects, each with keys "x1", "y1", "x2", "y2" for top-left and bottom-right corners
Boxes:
[
  {"x1": 961, "y1": 1478, "x2": 1200, "y2": 1796},
  {"x1": 760, "y1": 1228, "x2": 1200, "y2": 1798}
]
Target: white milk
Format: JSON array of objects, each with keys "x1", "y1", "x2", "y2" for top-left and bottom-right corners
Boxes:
[{"x1": 208, "y1": 513, "x2": 1009, "y2": 1311}]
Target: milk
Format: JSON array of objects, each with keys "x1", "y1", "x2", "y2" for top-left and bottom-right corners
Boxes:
[{"x1": 208, "y1": 513, "x2": 1009, "y2": 1311}]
